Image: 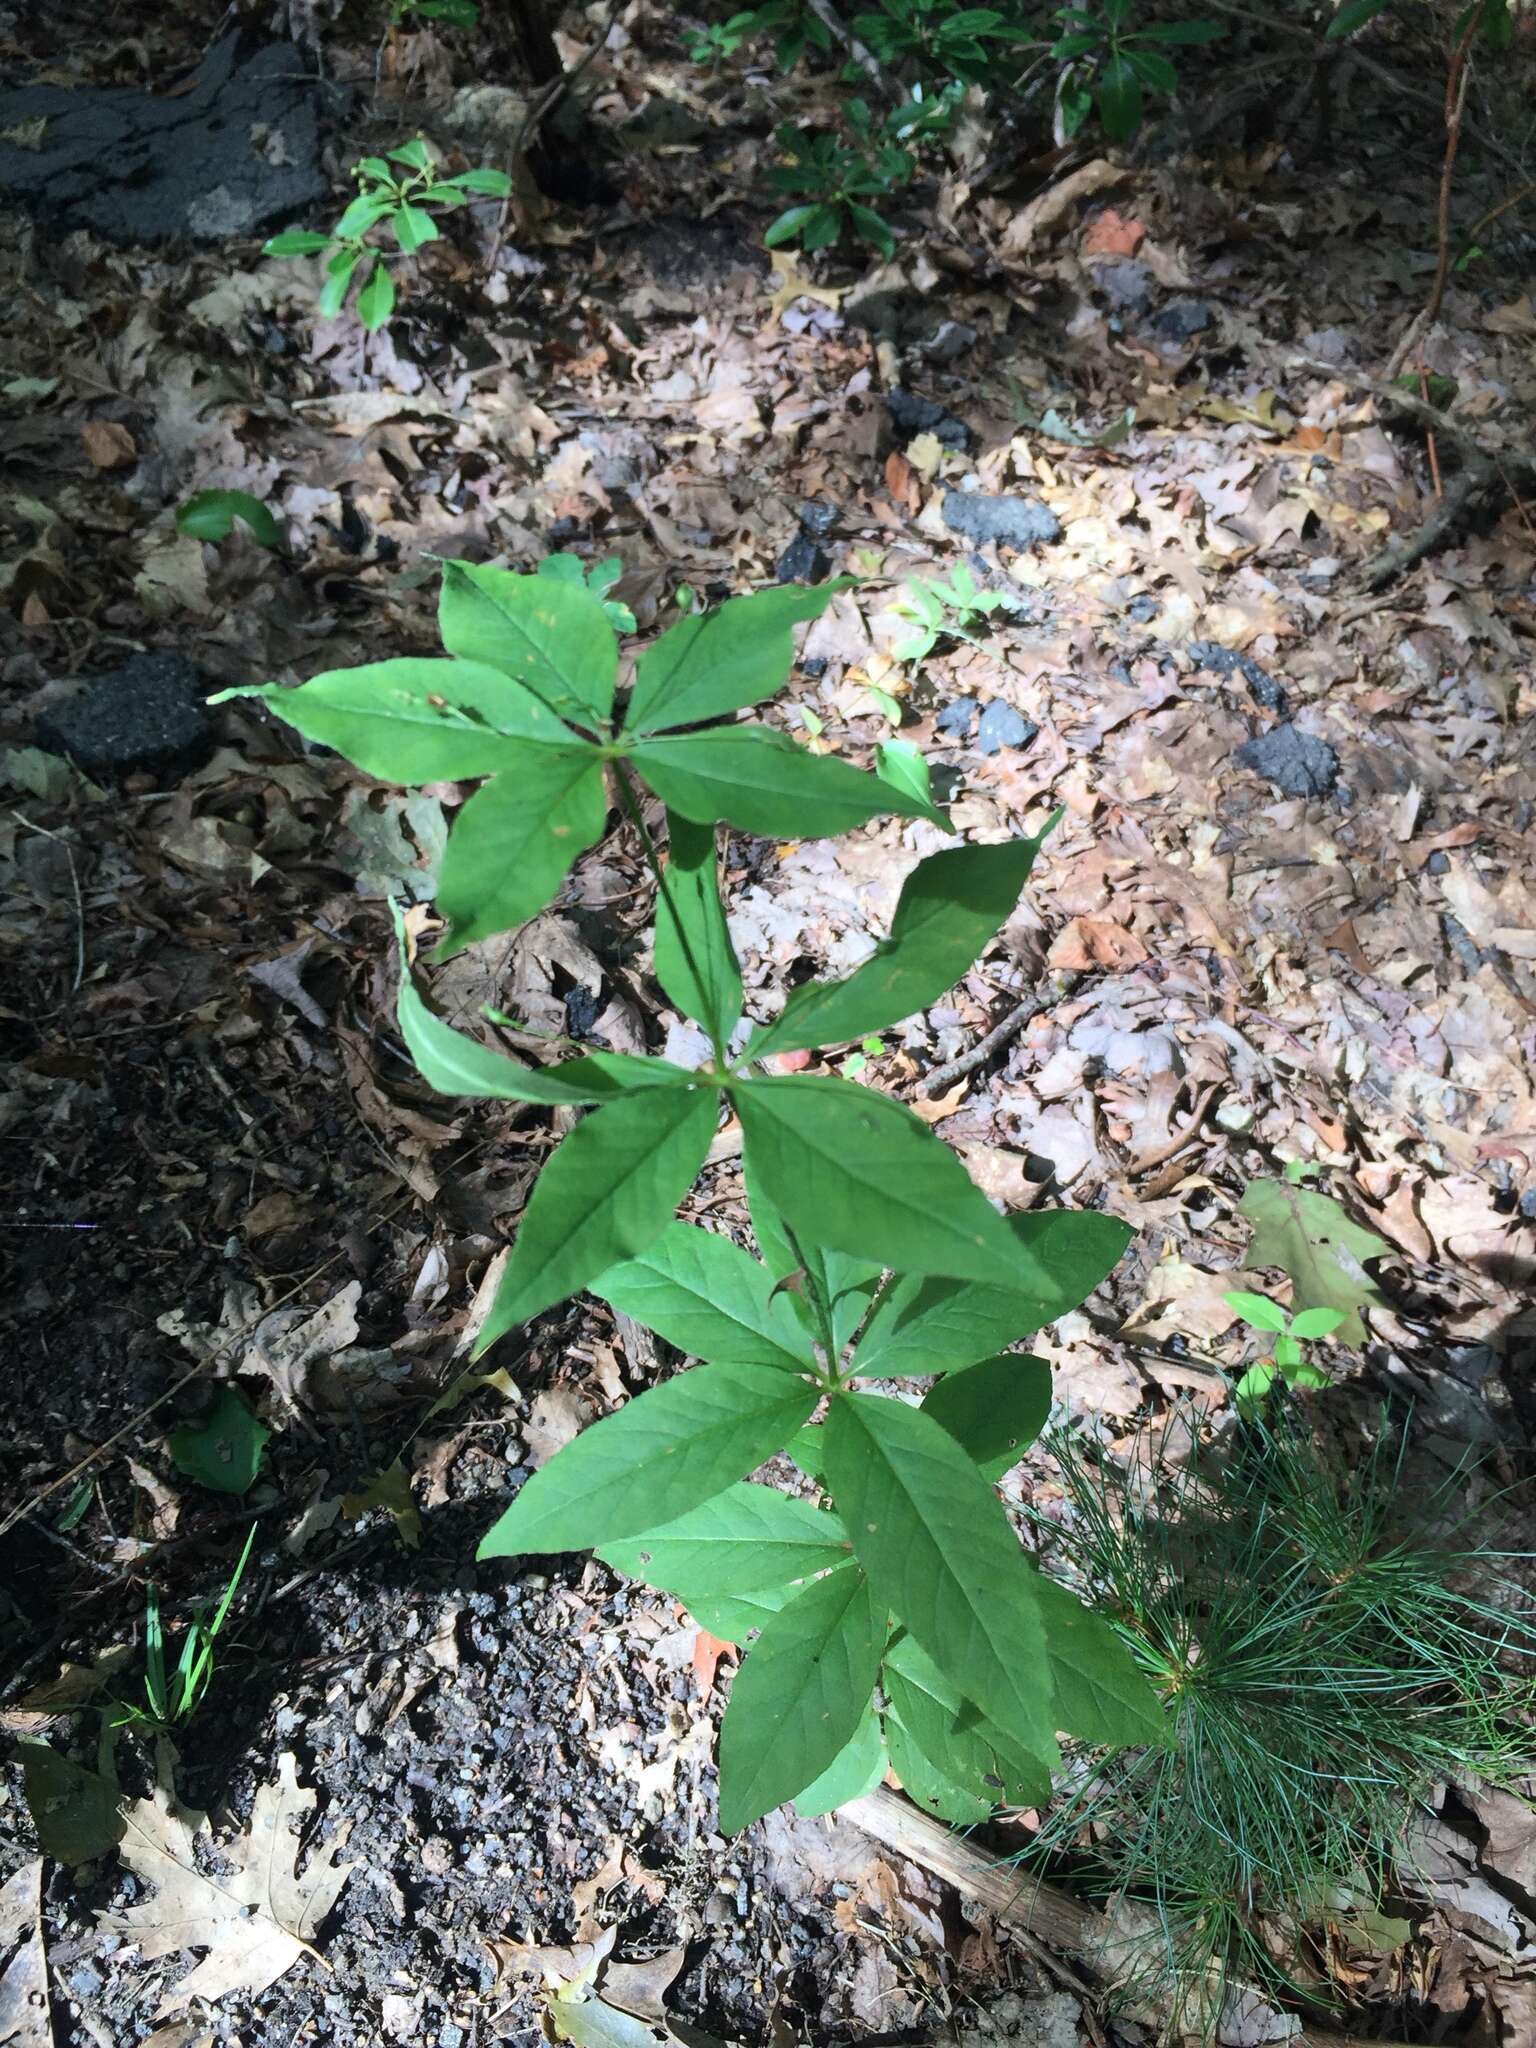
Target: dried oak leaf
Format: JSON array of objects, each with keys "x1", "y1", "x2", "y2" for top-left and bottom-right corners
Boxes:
[{"x1": 98, "y1": 1753, "x2": 355, "y2": 2014}]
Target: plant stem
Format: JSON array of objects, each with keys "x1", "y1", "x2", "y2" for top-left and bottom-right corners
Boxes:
[{"x1": 611, "y1": 758, "x2": 726, "y2": 1068}]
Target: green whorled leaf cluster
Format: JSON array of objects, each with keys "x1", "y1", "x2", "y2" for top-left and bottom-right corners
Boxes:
[
  {"x1": 476, "y1": 1214, "x2": 1162, "y2": 1833},
  {"x1": 208, "y1": 557, "x2": 1158, "y2": 1835}
]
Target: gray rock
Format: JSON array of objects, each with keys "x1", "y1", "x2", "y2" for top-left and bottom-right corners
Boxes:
[
  {"x1": 1092, "y1": 257, "x2": 1152, "y2": 313},
  {"x1": 942, "y1": 490, "x2": 1062, "y2": 550},
  {"x1": 887, "y1": 388, "x2": 969, "y2": 450},
  {"x1": 919, "y1": 319, "x2": 979, "y2": 361},
  {"x1": 976, "y1": 701, "x2": 1037, "y2": 756},
  {"x1": 776, "y1": 533, "x2": 829, "y2": 583},
  {"x1": 1153, "y1": 298, "x2": 1214, "y2": 343},
  {"x1": 1236, "y1": 723, "x2": 1339, "y2": 798},
  {"x1": 0, "y1": 36, "x2": 343, "y2": 244},
  {"x1": 935, "y1": 697, "x2": 978, "y2": 742},
  {"x1": 35, "y1": 653, "x2": 210, "y2": 776},
  {"x1": 1126, "y1": 594, "x2": 1160, "y2": 623},
  {"x1": 1189, "y1": 638, "x2": 1287, "y2": 712}
]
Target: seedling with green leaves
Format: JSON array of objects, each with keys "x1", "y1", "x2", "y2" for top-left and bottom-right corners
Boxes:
[
  {"x1": 1222, "y1": 1291, "x2": 1344, "y2": 1412},
  {"x1": 110, "y1": 1526, "x2": 257, "y2": 1734},
  {"x1": 890, "y1": 562, "x2": 1006, "y2": 664},
  {"x1": 262, "y1": 138, "x2": 512, "y2": 331},
  {"x1": 1018, "y1": 1417, "x2": 1536, "y2": 2016},
  {"x1": 853, "y1": 0, "x2": 1026, "y2": 86},
  {"x1": 389, "y1": 0, "x2": 480, "y2": 25},
  {"x1": 684, "y1": 0, "x2": 832, "y2": 70},
  {"x1": 764, "y1": 103, "x2": 915, "y2": 260},
  {"x1": 211, "y1": 558, "x2": 1160, "y2": 1830},
  {"x1": 1052, "y1": 0, "x2": 1222, "y2": 141}
]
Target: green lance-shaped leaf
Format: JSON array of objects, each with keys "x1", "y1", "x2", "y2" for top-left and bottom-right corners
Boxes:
[
  {"x1": 881, "y1": 1631, "x2": 1052, "y2": 1809},
  {"x1": 394, "y1": 904, "x2": 696, "y2": 1104},
  {"x1": 747, "y1": 827, "x2": 1054, "y2": 1058},
  {"x1": 477, "y1": 1362, "x2": 816, "y2": 1557},
  {"x1": 685, "y1": 1582, "x2": 797, "y2": 1643},
  {"x1": 1238, "y1": 1177, "x2": 1388, "y2": 1347},
  {"x1": 919, "y1": 1353, "x2": 1050, "y2": 1480},
  {"x1": 474, "y1": 1084, "x2": 721, "y2": 1350},
  {"x1": 823, "y1": 1392, "x2": 1059, "y2": 1765},
  {"x1": 438, "y1": 559, "x2": 619, "y2": 727},
  {"x1": 744, "y1": 1160, "x2": 881, "y2": 1354},
  {"x1": 597, "y1": 1482, "x2": 851, "y2": 1603},
  {"x1": 882, "y1": 1707, "x2": 993, "y2": 1825},
  {"x1": 851, "y1": 1209, "x2": 1134, "y2": 1376},
  {"x1": 717, "y1": 1564, "x2": 884, "y2": 1833},
  {"x1": 733, "y1": 1073, "x2": 1026, "y2": 1287},
  {"x1": 166, "y1": 1387, "x2": 270, "y2": 1496},
  {"x1": 208, "y1": 657, "x2": 581, "y2": 782},
  {"x1": 653, "y1": 811, "x2": 742, "y2": 1051},
  {"x1": 432, "y1": 749, "x2": 609, "y2": 953},
  {"x1": 624, "y1": 579, "x2": 855, "y2": 735},
  {"x1": 1031, "y1": 1571, "x2": 1170, "y2": 1751},
  {"x1": 792, "y1": 1706, "x2": 886, "y2": 1818},
  {"x1": 590, "y1": 1223, "x2": 814, "y2": 1374},
  {"x1": 176, "y1": 489, "x2": 283, "y2": 550},
  {"x1": 629, "y1": 726, "x2": 943, "y2": 840}
]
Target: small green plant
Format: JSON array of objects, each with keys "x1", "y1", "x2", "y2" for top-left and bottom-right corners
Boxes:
[
  {"x1": 684, "y1": 0, "x2": 832, "y2": 69},
  {"x1": 853, "y1": 0, "x2": 1025, "y2": 85},
  {"x1": 764, "y1": 102, "x2": 915, "y2": 259},
  {"x1": 389, "y1": 0, "x2": 480, "y2": 23},
  {"x1": 1052, "y1": 0, "x2": 1222, "y2": 141},
  {"x1": 1223, "y1": 1291, "x2": 1343, "y2": 1411},
  {"x1": 176, "y1": 490, "x2": 283, "y2": 552},
  {"x1": 210, "y1": 559, "x2": 1163, "y2": 1829},
  {"x1": 890, "y1": 562, "x2": 1005, "y2": 663},
  {"x1": 262, "y1": 139, "x2": 512, "y2": 331},
  {"x1": 1018, "y1": 1416, "x2": 1536, "y2": 2021},
  {"x1": 110, "y1": 1526, "x2": 257, "y2": 1734}
]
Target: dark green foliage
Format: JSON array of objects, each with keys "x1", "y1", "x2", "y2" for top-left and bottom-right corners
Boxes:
[{"x1": 1015, "y1": 1413, "x2": 1536, "y2": 2014}]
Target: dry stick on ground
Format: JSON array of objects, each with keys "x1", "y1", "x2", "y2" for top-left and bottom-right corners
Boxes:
[
  {"x1": 1382, "y1": 10, "x2": 1481, "y2": 384},
  {"x1": 485, "y1": 0, "x2": 624, "y2": 271},
  {"x1": 922, "y1": 971, "x2": 1085, "y2": 1097},
  {"x1": 845, "y1": 1788, "x2": 1419, "y2": 2048},
  {"x1": 1288, "y1": 350, "x2": 1536, "y2": 588}
]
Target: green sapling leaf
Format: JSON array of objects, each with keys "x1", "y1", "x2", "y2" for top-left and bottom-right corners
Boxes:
[
  {"x1": 596, "y1": 1481, "x2": 850, "y2": 1601},
  {"x1": 166, "y1": 1388, "x2": 270, "y2": 1496},
  {"x1": 748, "y1": 828, "x2": 1054, "y2": 1058},
  {"x1": 919, "y1": 1353, "x2": 1050, "y2": 1479},
  {"x1": 630, "y1": 725, "x2": 942, "y2": 839},
  {"x1": 472, "y1": 1084, "x2": 721, "y2": 1347},
  {"x1": 176, "y1": 490, "x2": 283, "y2": 550},
  {"x1": 590, "y1": 1223, "x2": 814, "y2": 1374},
  {"x1": 1239, "y1": 1178, "x2": 1389, "y2": 1346},
  {"x1": 717, "y1": 1564, "x2": 884, "y2": 1832},
  {"x1": 439, "y1": 560, "x2": 618, "y2": 727},
  {"x1": 792, "y1": 1706, "x2": 886, "y2": 1818},
  {"x1": 1223, "y1": 1290, "x2": 1289, "y2": 1335},
  {"x1": 433, "y1": 751, "x2": 609, "y2": 952},
  {"x1": 476, "y1": 1362, "x2": 817, "y2": 1555},
  {"x1": 625, "y1": 580, "x2": 854, "y2": 734},
  {"x1": 822, "y1": 1392, "x2": 1059, "y2": 1764},
  {"x1": 653, "y1": 811, "x2": 743, "y2": 1051}
]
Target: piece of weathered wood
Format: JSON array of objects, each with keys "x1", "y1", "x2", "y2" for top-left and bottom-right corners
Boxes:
[{"x1": 844, "y1": 1787, "x2": 1415, "y2": 2048}]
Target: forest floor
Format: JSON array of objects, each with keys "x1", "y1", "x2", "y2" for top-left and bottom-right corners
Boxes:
[{"x1": 2, "y1": 4, "x2": 1535, "y2": 2048}]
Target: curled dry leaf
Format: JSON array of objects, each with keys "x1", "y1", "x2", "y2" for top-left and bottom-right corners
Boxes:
[
  {"x1": 0, "y1": 1861, "x2": 50, "y2": 2048},
  {"x1": 98, "y1": 1752, "x2": 356, "y2": 2014}
]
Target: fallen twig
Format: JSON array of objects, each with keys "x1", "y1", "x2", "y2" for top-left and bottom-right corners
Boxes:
[
  {"x1": 845, "y1": 1787, "x2": 1420, "y2": 2048},
  {"x1": 922, "y1": 972, "x2": 1084, "y2": 1097}
]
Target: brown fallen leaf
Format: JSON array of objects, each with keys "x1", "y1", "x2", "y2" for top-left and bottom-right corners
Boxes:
[
  {"x1": 80, "y1": 419, "x2": 137, "y2": 470},
  {"x1": 0, "y1": 1861, "x2": 50, "y2": 2048},
  {"x1": 1048, "y1": 916, "x2": 1150, "y2": 970},
  {"x1": 1002, "y1": 159, "x2": 1126, "y2": 256},
  {"x1": 1081, "y1": 207, "x2": 1143, "y2": 256},
  {"x1": 99, "y1": 1753, "x2": 355, "y2": 2014}
]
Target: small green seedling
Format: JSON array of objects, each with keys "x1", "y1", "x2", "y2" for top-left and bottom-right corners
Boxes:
[
  {"x1": 854, "y1": 0, "x2": 1025, "y2": 85},
  {"x1": 263, "y1": 138, "x2": 512, "y2": 331},
  {"x1": 1052, "y1": 0, "x2": 1223, "y2": 141},
  {"x1": 684, "y1": 0, "x2": 832, "y2": 70},
  {"x1": 110, "y1": 1526, "x2": 256, "y2": 1733},
  {"x1": 890, "y1": 562, "x2": 1005, "y2": 664},
  {"x1": 764, "y1": 102, "x2": 915, "y2": 260},
  {"x1": 1223, "y1": 1291, "x2": 1345, "y2": 1411},
  {"x1": 176, "y1": 489, "x2": 283, "y2": 552},
  {"x1": 390, "y1": 0, "x2": 480, "y2": 24}
]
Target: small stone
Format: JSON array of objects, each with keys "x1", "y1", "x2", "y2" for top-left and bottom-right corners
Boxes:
[
  {"x1": 975, "y1": 701, "x2": 1037, "y2": 756},
  {"x1": 935, "y1": 697, "x2": 978, "y2": 742},
  {"x1": 796, "y1": 499, "x2": 838, "y2": 538},
  {"x1": 1092, "y1": 257, "x2": 1152, "y2": 313},
  {"x1": 919, "y1": 319, "x2": 978, "y2": 361},
  {"x1": 1153, "y1": 298, "x2": 1214, "y2": 343},
  {"x1": 942, "y1": 489, "x2": 1062, "y2": 550},
  {"x1": 1235, "y1": 723, "x2": 1339, "y2": 798},
  {"x1": 886, "y1": 388, "x2": 969, "y2": 450},
  {"x1": 776, "y1": 532, "x2": 828, "y2": 583},
  {"x1": 1188, "y1": 639, "x2": 1287, "y2": 713},
  {"x1": 1126, "y1": 594, "x2": 1160, "y2": 623},
  {"x1": 1426, "y1": 850, "x2": 1450, "y2": 876},
  {"x1": 35, "y1": 652, "x2": 210, "y2": 776}
]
